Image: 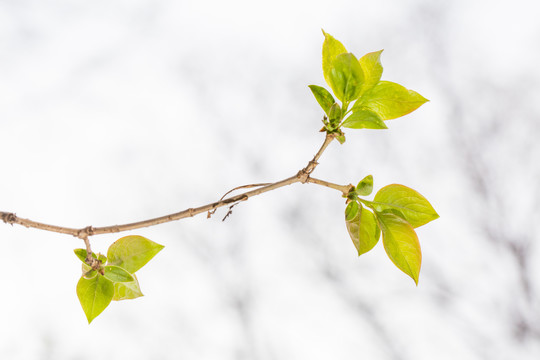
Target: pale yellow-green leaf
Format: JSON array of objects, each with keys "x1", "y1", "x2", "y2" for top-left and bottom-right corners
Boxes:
[
  {"x1": 107, "y1": 235, "x2": 164, "y2": 274},
  {"x1": 346, "y1": 205, "x2": 380, "y2": 256},
  {"x1": 376, "y1": 212, "x2": 421, "y2": 285},
  {"x1": 356, "y1": 175, "x2": 374, "y2": 196},
  {"x1": 76, "y1": 274, "x2": 114, "y2": 323},
  {"x1": 322, "y1": 30, "x2": 347, "y2": 92},
  {"x1": 373, "y1": 184, "x2": 439, "y2": 228},
  {"x1": 103, "y1": 265, "x2": 134, "y2": 283},
  {"x1": 341, "y1": 109, "x2": 387, "y2": 129},
  {"x1": 308, "y1": 85, "x2": 335, "y2": 115},
  {"x1": 358, "y1": 50, "x2": 383, "y2": 95},
  {"x1": 113, "y1": 274, "x2": 144, "y2": 301},
  {"x1": 353, "y1": 81, "x2": 428, "y2": 120},
  {"x1": 329, "y1": 53, "x2": 364, "y2": 102}
]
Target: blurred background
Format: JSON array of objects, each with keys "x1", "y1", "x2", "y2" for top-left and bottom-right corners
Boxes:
[{"x1": 1, "y1": 0, "x2": 539, "y2": 359}]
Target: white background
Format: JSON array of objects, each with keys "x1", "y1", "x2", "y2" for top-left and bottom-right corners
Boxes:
[{"x1": 1, "y1": 0, "x2": 539, "y2": 359}]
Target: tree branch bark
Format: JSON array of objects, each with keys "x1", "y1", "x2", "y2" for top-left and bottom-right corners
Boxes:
[{"x1": 1, "y1": 133, "x2": 351, "y2": 239}]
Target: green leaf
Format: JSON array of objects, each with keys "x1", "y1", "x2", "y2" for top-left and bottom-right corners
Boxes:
[
  {"x1": 83, "y1": 269, "x2": 97, "y2": 279},
  {"x1": 113, "y1": 274, "x2": 144, "y2": 301},
  {"x1": 329, "y1": 53, "x2": 364, "y2": 102},
  {"x1": 346, "y1": 204, "x2": 380, "y2": 256},
  {"x1": 74, "y1": 249, "x2": 107, "y2": 264},
  {"x1": 322, "y1": 30, "x2": 347, "y2": 91},
  {"x1": 74, "y1": 249, "x2": 88, "y2": 263},
  {"x1": 345, "y1": 201, "x2": 359, "y2": 221},
  {"x1": 373, "y1": 184, "x2": 439, "y2": 228},
  {"x1": 358, "y1": 50, "x2": 383, "y2": 95},
  {"x1": 76, "y1": 274, "x2": 114, "y2": 324},
  {"x1": 352, "y1": 81, "x2": 428, "y2": 120},
  {"x1": 341, "y1": 110, "x2": 387, "y2": 129},
  {"x1": 103, "y1": 265, "x2": 134, "y2": 283},
  {"x1": 97, "y1": 253, "x2": 107, "y2": 263},
  {"x1": 308, "y1": 85, "x2": 335, "y2": 115},
  {"x1": 356, "y1": 175, "x2": 374, "y2": 196},
  {"x1": 328, "y1": 102, "x2": 342, "y2": 127},
  {"x1": 346, "y1": 190, "x2": 358, "y2": 201},
  {"x1": 107, "y1": 235, "x2": 164, "y2": 274},
  {"x1": 376, "y1": 212, "x2": 421, "y2": 284},
  {"x1": 81, "y1": 262, "x2": 92, "y2": 273}
]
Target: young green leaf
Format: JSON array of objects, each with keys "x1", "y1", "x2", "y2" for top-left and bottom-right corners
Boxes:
[
  {"x1": 74, "y1": 249, "x2": 107, "y2": 264},
  {"x1": 352, "y1": 81, "x2": 428, "y2": 120},
  {"x1": 346, "y1": 189, "x2": 358, "y2": 201},
  {"x1": 345, "y1": 201, "x2": 360, "y2": 221},
  {"x1": 341, "y1": 110, "x2": 387, "y2": 129},
  {"x1": 74, "y1": 248, "x2": 89, "y2": 263},
  {"x1": 76, "y1": 274, "x2": 114, "y2": 324},
  {"x1": 113, "y1": 274, "x2": 143, "y2": 301},
  {"x1": 97, "y1": 253, "x2": 107, "y2": 263},
  {"x1": 373, "y1": 184, "x2": 439, "y2": 228},
  {"x1": 107, "y1": 235, "x2": 164, "y2": 274},
  {"x1": 356, "y1": 175, "x2": 374, "y2": 196},
  {"x1": 103, "y1": 265, "x2": 134, "y2": 283},
  {"x1": 83, "y1": 269, "x2": 97, "y2": 279},
  {"x1": 328, "y1": 102, "x2": 342, "y2": 128},
  {"x1": 329, "y1": 53, "x2": 364, "y2": 102},
  {"x1": 308, "y1": 85, "x2": 335, "y2": 115},
  {"x1": 81, "y1": 262, "x2": 91, "y2": 273},
  {"x1": 358, "y1": 50, "x2": 383, "y2": 95},
  {"x1": 376, "y1": 212, "x2": 421, "y2": 284},
  {"x1": 322, "y1": 30, "x2": 347, "y2": 91},
  {"x1": 346, "y1": 204, "x2": 380, "y2": 256}
]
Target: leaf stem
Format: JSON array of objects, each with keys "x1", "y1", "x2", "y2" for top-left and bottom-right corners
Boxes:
[{"x1": 306, "y1": 177, "x2": 353, "y2": 196}]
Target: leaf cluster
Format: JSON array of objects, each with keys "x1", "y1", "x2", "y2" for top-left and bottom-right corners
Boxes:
[
  {"x1": 308, "y1": 32, "x2": 437, "y2": 283},
  {"x1": 345, "y1": 176, "x2": 438, "y2": 284},
  {"x1": 309, "y1": 30, "x2": 428, "y2": 141},
  {"x1": 74, "y1": 235, "x2": 164, "y2": 323}
]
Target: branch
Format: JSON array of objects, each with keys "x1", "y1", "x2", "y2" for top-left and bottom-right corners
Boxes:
[
  {"x1": 306, "y1": 177, "x2": 353, "y2": 196},
  {"x1": 1, "y1": 133, "x2": 347, "y2": 239},
  {"x1": 299, "y1": 131, "x2": 335, "y2": 178}
]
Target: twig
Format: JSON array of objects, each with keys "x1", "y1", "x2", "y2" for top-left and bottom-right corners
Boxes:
[
  {"x1": 76, "y1": 227, "x2": 101, "y2": 270},
  {"x1": 0, "y1": 133, "x2": 344, "y2": 239},
  {"x1": 306, "y1": 177, "x2": 353, "y2": 196},
  {"x1": 222, "y1": 202, "x2": 240, "y2": 222},
  {"x1": 297, "y1": 133, "x2": 336, "y2": 182}
]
